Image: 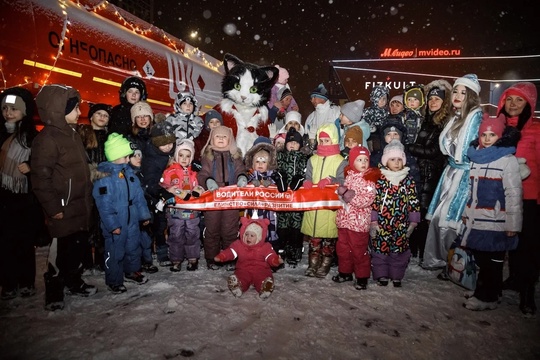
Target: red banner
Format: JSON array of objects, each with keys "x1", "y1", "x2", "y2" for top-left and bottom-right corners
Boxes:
[{"x1": 170, "y1": 185, "x2": 343, "y2": 211}]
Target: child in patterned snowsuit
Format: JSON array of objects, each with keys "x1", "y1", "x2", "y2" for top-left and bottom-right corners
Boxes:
[
  {"x1": 334, "y1": 146, "x2": 379, "y2": 290},
  {"x1": 166, "y1": 91, "x2": 204, "y2": 143},
  {"x1": 362, "y1": 86, "x2": 389, "y2": 152},
  {"x1": 370, "y1": 140, "x2": 420, "y2": 287},
  {"x1": 214, "y1": 218, "x2": 283, "y2": 299}
]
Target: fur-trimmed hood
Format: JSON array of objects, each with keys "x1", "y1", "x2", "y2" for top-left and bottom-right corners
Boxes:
[
  {"x1": 201, "y1": 125, "x2": 243, "y2": 161},
  {"x1": 244, "y1": 142, "x2": 278, "y2": 171}
]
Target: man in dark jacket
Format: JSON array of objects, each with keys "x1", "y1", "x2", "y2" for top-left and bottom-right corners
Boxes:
[{"x1": 32, "y1": 84, "x2": 96, "y2": 311}]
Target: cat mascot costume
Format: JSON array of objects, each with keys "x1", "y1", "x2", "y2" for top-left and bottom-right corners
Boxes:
[{"x1": 213, "y1": 54, "x2": 279, "y2": 156}]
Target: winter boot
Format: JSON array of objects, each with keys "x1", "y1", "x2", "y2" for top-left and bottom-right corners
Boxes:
[
  {"x1": 332, "y1": 272, "x2": 353, "y2": 283},
  {"x1": 377, "y1": 277, "x2": 389, "y2": 286},
  {"x1": 227, "y1": 275, "x2": 243, "y2": 298},
  {"x1": 305, "y1": 239, "x2": 322, "y2": 277},
  {"x1": 44, "y1": 271, "x2": 64, "y2": 311},
  {"x1": 259, "y1": 277, "x2": 274, "y2": 300},
  {"x1": 519, "y1": 284, "x2": 537, "y2": 317},
  {"x1": 315, "y1": 255, "x2": 334, "y2": 278},
  {"x1": 463, "y1": 296, "x2": 497, "y2": 311},
  {"x1": 354, "y1": 278, "x2": 368, "y2": 290},
  {"x1": 186, "y1": 259, "x2": 198, "y2": 271}
]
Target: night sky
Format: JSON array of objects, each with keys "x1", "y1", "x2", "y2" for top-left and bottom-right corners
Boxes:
[{"x1": 154, "y1": 0, "x2": 540, "y2": 115}]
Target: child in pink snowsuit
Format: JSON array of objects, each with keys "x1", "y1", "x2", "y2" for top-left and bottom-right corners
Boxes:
[{"x1": 214, "y1": 218, "x2": 283, "y2": 299}]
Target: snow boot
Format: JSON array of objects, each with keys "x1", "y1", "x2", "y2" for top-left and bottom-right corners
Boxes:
[
  {"x1": 227, "y1": 275, "x2": 243, "y2": 298},
  {"x1": 519, "y1": 284, "x2": 537, "y2": 317},
  {"x1": 65, "y1": 282, "x2": 97, "y2": 297},
  {"x1": 305, "y1": 239, "x2": 321, "y2": 277},
  {"x1": 44, "y1": 271, "x2": 64, "y2": 311},
  {"x1": 377, "y1": 277, "x2": 389, "y2": 286},
  {"x1": 332, "y1": 272, "x2": 353, "y2": 283},
  {"x1": 463, "y1": 296, "x2": 497, "y2": 311},
  {"x1": 259, "y1": 277, "x2": 274, "y2": 300},
  {"x1": 354, "y1": 278, "x2": 368, "y2": 290},
  {"x1": 315, "y1": 255, "x2": 333, "y2": 278}
]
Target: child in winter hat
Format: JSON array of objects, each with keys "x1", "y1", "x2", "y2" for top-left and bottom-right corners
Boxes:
[
  {"x1": 344, "y1": 126, "x2": 364, "y2": 149},
  {"x1": 340, "y1": 100, "x2": 366, "y2": 123},
  {"x1": 339, "y1": 100, "x2": 370, "y2": 151},
  {"x1": 214, "y1": 218, "x2": 282, "y2": 299},
  {"x1": 477, "y1": 114, "x2": 505, "y2": 149},
  {"x1": 285, "y1": 128, "x2": 304, "y2": 149},
  {"x1": 389, "y1": 95, "x2": 404, "y2": 115},
  {"x1": 150, "y1": 121, "x2": 176, "y2": 147},
  {"x1": 130, "y1": 101, "x2": 154, "y2": 122},
  {"x1": 381, "y1": 139, "x2": 407, "y2": 167},
  {"x1": 104, "y1": 133, "x2": 134, "y2": 161}
]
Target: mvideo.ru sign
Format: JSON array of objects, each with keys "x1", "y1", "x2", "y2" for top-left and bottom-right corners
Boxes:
[{"x1": 380, "y1": 48, "x2": 462, "y2": 58}]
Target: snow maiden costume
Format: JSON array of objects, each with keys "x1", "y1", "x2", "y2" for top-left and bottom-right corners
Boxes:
[{"x1": 423, "y1": 74, "x2": 483, "y2": 270}]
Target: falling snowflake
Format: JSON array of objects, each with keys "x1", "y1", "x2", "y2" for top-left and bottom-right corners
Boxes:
[
  {"x1": 157, "y1": 11, "x2": 162, "y2": 16},
  {"x1": 350, "y1": 46, "x2": 355, "y2": 51},
  {"x1": 401, "y1": 27, "x2": 408, "y2": 33},
  {"x1": 203, "y1": 10, "x2": 211, "y2": 19},
  {"x1": 254, "y1": 34, "x2": 260, "y2": 40},
  {"x1": 223, "y1": 23, "x2": 237, "y2": 36},
  {"x1": 390, "y1": 6, "x2": 398, "y2": 15},
  {"x1": 205, "y1": 37, "x2": 211, "y2": 44}
]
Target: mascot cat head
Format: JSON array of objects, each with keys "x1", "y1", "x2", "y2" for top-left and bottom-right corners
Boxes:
[{"x1": 221, "y1": 53, "x2": 279, "y2": 108}]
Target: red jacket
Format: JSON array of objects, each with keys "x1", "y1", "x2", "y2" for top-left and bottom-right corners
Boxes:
[{"x1": 498, "y1": 82, "x2": 540, "y2": 203}]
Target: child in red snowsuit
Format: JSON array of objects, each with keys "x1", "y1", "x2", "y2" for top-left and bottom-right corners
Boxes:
[{"x1": 214, "y1": 218, "x2": 283, "y2": 299}]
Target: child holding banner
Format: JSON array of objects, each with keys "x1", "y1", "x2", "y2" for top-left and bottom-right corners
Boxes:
[
  {"x1": 301, "y1": 123, "x2": 346, "y2": 278},
  {"x1": 198, "y1": 126, "x2": 247, "y2": 270}
]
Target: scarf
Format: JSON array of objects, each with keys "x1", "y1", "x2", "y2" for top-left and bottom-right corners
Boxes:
[
  {"x1": 316, "y1": 144, "x2": 340, "y2": 157},
  {"x1": 380, "y1": 166, "x2": 409, "y2": 186},
  {"x1": 0, "y1": 134, "x2": 31, "y2": 193}
]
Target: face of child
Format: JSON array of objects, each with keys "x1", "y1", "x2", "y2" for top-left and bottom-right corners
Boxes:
[
  {"x1": 386, "y1": 157, "x2": 404, "y2": 171},
  {"x1": 452, "y1": 85, "x2": 467, "y2": 109},
  {"x1": 177, "y1": 149, "x2": 191, "y2": 168},
  {"x1": 286, "y1": 141, "x2": 300, "y2": 151},
  {"x1": 285, "y1": 121, "x2": 301, "y2": 132},
  {"x1": 354, "y1": 155, "x2": 369, "y2": 172},
  {"x1": 254, "y1": 157, "x2": 268, "y2": 172},
  {"x1": 318, "y1": 137, "x2": 332, "y2": 146},
  {"x1": 213, "y1": 134, "x2": 229, "y2": 149},
  {"x1": 113, "y1": 155, "x2": 130, "y2": 165},
  {"x1": 129, "y1": 152, "x2": 142, "y2": 167},
  {"x1": 126, "y1": 88, "x2": 141, "y2": 105},
  {"x1": 384, "y1": 131, "x2": 400, "y2": 144},
  {"x1": 159, "y1": 143, "x2": 174, "y2": 153},
  {"x1": 65, "y1": 104, "x2": 81, "y2": 124},
  {"x1": 406, "y1": 97, "x2": 421, "y2": 110},
  {"x1": 480, "y1": 131, "x2": 499, "y2": 148},
  {"x1": 208, "y1": 118, "x2": 221, "y2": 130},
  {"x1": 339, "y1": 113, "x2": 352, "y2": 126},
  {"x1": 428, "y1": 96, "x2": 443, "y2": 112},
  {"x1": 345, "y1": 137, "x2": 359, "y2": 149},
  {"x1": 504, "y1": 95, "x2": 527, "y2": 117},
  {"x1": 281, "y1": 95, "x2": 293, "y2": 109},
  {"x1": 389, "y1": 101, "x2": 404, "y2": 115},
  {"x1": 91, "y1": 110, "x2": 110, "y2": 129},
  {"x1": 180, "y1": 101, "x2": 194, "y2": 114},
  {"x1": 1, "y1": 105, "x2": 24, "y2": 123},
  {"x1": 135, "y1": 115, "x2": 151, "y2": 128},
  {"x1": 275, "y1": 139, "x2": 285, "y2": 151},
  {"x1": 377, "y1": 96, "x2": 387, "y2": 108},
  {"x1": 243, "y1": 230, "x2": 260, "y2": 246}
]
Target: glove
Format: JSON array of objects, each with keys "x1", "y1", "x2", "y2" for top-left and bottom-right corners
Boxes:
[
  {"x1": 303, "y1": 180, "x2": 313, "y2": 189},
  {"x1": 317, "y1": 177, "x2": 332, "y2": 189},
  {"x1": 342, "y1": 189, "x2": 355, "y2": 203},
  {"x1": 206, "y1": 178, "x2": 219, "y2": 191},
  {"x1": 289, "y1": 174, "x2": 304, "y2": 191},
  {"x1": 337, "y1": 185, "x2": 348, "y2": 196},
  {"x1": 191, "y1": 160, "x2": 202, "y2": 172},
  {"x1": 406, "y1": 223, "x2": 417, "y2": 238},
  {"x1": 192, "y1": 185, "x2": 204, "y2": 198},
  {"x1": 369, "y1": 222, "x2": 379, "y2": 239},
  {"x1": 237, "y1": 174, "x2": 248, "y2": 187},
  {"x1": 268, "y1": 123, "x2": 277, "y2": 139},
  {"x1": 517, "y1": 157, "x2": 531, "y2": 180},
  {"x1": 177, "y1": 190, "x2": 191, "y2": 201},
  {"x1": 271, "y1": 171, "x2": 287, "y2": 192}
]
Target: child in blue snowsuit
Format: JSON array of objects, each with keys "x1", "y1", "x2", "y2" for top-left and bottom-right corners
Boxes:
[{"x1": 93, "y1": 133, "x2": 151, "y2": 294}]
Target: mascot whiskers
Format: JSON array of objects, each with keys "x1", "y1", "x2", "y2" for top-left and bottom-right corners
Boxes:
[{"x1": 214, "y1": 53, "x2": 278, "y2": 156}]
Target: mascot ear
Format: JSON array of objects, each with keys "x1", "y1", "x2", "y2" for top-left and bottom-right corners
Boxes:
[
  {"x1": 224, "y1": 53, "x2": 243, "y2": 74},
  {"x1": 260, "y1": 66, "x2": 279, "y2": 87}
]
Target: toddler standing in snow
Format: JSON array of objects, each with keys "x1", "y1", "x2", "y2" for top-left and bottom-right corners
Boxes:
[{"x1": 370, "y1": 140, "x2": 420, "y2": 287}]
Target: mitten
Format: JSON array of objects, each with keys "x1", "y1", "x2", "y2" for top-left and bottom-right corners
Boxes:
[
  {"x1": 406, "y1": 223, "x2": 417, "y2": 238},
  {"x1": 369, "y1": 222, "x2": 379, "y2": 239},
  {"x1": 289, "y1": 174, "x2": 304, "y2": 191},
  {"x1": 237, "y1": 174, "x2": 248, "y2": 187},
  {"x1": 251, "y1": 178, "x2": 261, "y2": 187},
  {"x1": 317, "y1": 177, "x2": 332, "y2": 189},
  {"x1": 303, "y1": 180, "x2": 313, "y2": 189},
  {"x1": 165, "y1": 196, "x2": 176, "y2": 205},
  {"x1": 192, "y1": 185, "x2": 204, "y2": 198},
  {"x1": 214, "y1": 253, "x2": 226, "y2": 263},
  {"x1": 337, "y1": 185, "x2": 348, "y2": 196},
  {"x1": 342, "y1": 189, "x2": 355, "y2": 203},
  {"x1": 206, "y1": 178, "x2": 219, "y2": 191},
  {"x1": 178, "y1": 190, "x2": 191, "y2": 201},
  {"x1": 261, "y1": 179, "x2": 273, "y2": 188},
  {"x1": 517, "y1": 157, "x2": 531, "y2": 180},
  {"x1": 191, "y1": 160, "x2": 202, "y2": 172},
  {"x1": 271, "y1": 171, "x2": 287, "y2": 192}
]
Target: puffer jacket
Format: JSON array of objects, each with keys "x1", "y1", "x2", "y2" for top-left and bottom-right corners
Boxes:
[
  {"x1": 497, "y1": 82, "x2": 540, "y2": 203},
  {"x1": 31, "y1": 84, "x2": 93, "y2": 238},
  {"x1": 461, "y1": 127, "x2": 522, "y2": 251}
]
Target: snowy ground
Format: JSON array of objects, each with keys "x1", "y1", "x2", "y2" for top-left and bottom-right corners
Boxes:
[{"x1": 1, "y1": 246, "x2": 539, "y2": 360}]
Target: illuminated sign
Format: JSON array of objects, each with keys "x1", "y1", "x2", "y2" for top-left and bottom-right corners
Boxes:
[
  {"x1": 364, "y1": 81, "x2": 416, "y2": 90},
  {"x1": 380, "y1": 48, "x2": 462, "y2": 58}
]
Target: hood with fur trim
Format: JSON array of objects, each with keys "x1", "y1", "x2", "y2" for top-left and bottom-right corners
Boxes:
[{"x1": 244, "y1": 142, "x2": 277, "y2": 171}]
